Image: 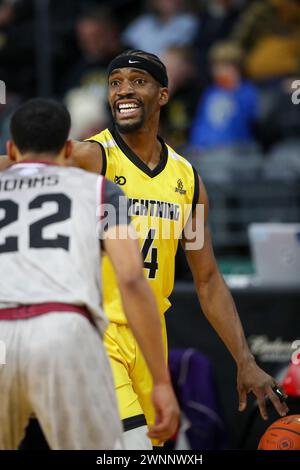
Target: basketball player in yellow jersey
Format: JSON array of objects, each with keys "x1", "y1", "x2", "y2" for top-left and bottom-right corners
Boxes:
[
  {"x1": 75, "y1": 50, "x2": 288, "y2": 449},
  {"x1": 0, "y1": 50, "x2": 288, "y2": 449}
]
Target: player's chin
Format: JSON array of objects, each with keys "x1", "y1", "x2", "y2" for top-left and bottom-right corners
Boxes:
[{"x1": 115, "y1": 117, "x2": 144, "y2": 134}]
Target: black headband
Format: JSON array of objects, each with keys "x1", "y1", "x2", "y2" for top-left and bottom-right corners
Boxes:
[{"x1": 107, "y1": 55, "x2": 168, "y2": 87}]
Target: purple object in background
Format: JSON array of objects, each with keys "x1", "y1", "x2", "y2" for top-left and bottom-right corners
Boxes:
[{"x1": 169, "y1": 348, "x2": 228, "y2": 450}]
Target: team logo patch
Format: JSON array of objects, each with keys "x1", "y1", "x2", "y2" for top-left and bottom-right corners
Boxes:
[
  {"x1": 175, "y1": 179, "x2": 186, "y2": 195},
  {"x1": 114, "y1": 175, "x2": 127, "y2": 186}
]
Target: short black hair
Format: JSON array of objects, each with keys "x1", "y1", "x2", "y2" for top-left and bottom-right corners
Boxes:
[{"x1": 10, "y1": 98, "x2": 71, "y2": 154}]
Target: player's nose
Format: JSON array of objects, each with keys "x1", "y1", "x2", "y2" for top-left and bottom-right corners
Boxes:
[{"x1": 116, "y1": 79, "x2": 135, "y2": 96}]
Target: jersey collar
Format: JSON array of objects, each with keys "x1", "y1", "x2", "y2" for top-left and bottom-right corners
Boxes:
[
  {"x1": 109, "y1": 126, "x2": 168, "y2": 178},
  {"x1": 12, "y1": 160, "x2": 61, "y2": 166}
]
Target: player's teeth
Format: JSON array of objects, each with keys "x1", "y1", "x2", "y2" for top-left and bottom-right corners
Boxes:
[
  {"x1": 119, "y1": 104, "x2": 138, "y2": 110},
  {"x1": 120, "y1": 108, "x2": 137, "y2": 114}
]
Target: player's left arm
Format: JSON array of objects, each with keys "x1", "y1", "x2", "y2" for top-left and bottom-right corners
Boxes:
[{"x1": 182, "y1": 174, "x2": 289, "y2": 420}]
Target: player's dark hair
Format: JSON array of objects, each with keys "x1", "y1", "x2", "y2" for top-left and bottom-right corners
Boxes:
[{"x1": 10, "y1": 98, "x2": 71, "y2": 154}]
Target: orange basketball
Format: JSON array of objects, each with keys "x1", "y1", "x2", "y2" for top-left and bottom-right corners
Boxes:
[{"x1": 258, "y1": 415, "x2": 300, "y2": 450}]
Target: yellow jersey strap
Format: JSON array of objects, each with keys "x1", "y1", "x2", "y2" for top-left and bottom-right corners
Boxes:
[{"x1": 85, "y1": 139, "x2": 107, "y2": 176}]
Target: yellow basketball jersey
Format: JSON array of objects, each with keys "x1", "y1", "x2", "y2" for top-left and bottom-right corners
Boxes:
[{"x1": 88, "y1": 127, "x2": 199, "y2": 324}]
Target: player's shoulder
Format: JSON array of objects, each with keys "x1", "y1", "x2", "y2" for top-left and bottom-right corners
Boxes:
[
  {"x1": 86, "y1": 128, "x2": 118, "y2": 151},
  {"x1": 58, "y1": 164, "x2": 101, "y2": 183},
  {"x1": 164, "y1": 143, "x2": 199, "y2": 207},
  {"x1": 165, "y1": 142, "x2": 194, "y2": 173}
]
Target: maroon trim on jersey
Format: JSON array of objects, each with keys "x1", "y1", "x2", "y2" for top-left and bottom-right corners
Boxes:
[
  {"x1": 0, "y1": 302, "x2": 93, "y2": 322},
  {"x1": 12, "y1": 160, "x2": 61, "y2": 166}
]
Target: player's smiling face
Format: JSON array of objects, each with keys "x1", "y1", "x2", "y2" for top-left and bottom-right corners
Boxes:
[{"x1": 108, "y1": 67, "x2": 167, "y2": 133}]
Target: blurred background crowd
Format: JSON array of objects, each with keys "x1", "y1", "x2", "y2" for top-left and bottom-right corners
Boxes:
[{"x1": 0, "y1": 0, "x2": 300, "y2": 275}]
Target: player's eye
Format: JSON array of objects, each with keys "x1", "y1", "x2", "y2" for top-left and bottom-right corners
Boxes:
[
  {"x1": 110, "y1": 80, "x2": 120, "y2": 87},
  {"x1": 134, "y1": 78, "x2": 146, "y2": 86}
]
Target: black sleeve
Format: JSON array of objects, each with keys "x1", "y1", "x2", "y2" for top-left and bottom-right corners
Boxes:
[{"x1": 101, "y1": 179, "x2": 131, "y2": 234}]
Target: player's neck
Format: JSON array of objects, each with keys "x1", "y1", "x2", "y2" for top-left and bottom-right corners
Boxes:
[
  {"x1": 16, "y1": 150, "x2": 64, "y2": 165},
  {"x1": 118, "y1": 126, "x2": 162, "y2": 169},
  {"x1": 19, "y1": 155, "x2": 57, "y2": 163}
]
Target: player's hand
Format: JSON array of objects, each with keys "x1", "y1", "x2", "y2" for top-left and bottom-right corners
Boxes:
[
  {"x1": 148, "y1": 383, "x2": 180, "y2": 443},
  {"x1": 237, "y1": 357, "x2": 289, "y2": 420}
]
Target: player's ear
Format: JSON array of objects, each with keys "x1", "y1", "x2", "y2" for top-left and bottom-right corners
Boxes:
[
  {"x1": 159, "y1": 88, "x2": 169, "y2": 107},
  {"x1": 64, "y1": 140, "x2": 73, "y2": 160},
  {"x1": 7, "y1": 140, "x2": 17, "y2": 162}
]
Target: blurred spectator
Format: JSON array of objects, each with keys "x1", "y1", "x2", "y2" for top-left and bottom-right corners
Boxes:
[
  {"x1": 159, "y1": 46, "x2": 202, "y2": 150},
  {"x1": 122, "y1": 0, "x2": 199, "y2": 57},
  {"x1": 257, "y1": 77, "x2": 300, "y2": 151},
  {"x1": 0, "y1": 0, "x2": 14, "y2": 28},
  {"x1": 60, "y1": 7, "x2": 124, "y2": 94},
  {"x1": 193, "y1": 0, "x2": 242, "y2": 85},
  {"x1": 231, "y1": 0, "x2": 300, "y2": 82},
  {"x1": 65, "y1": 86, "x2": 109, "y2": 140},
  {"x1": 189, "y1": 41, "x2": 258, "y2": 151}
]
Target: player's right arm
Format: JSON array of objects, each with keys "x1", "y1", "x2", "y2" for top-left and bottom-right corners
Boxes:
[{"x1": 102, "y1": 181, "x2": 179, "y2": 442}]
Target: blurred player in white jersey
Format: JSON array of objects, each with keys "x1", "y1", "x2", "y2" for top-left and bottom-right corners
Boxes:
[{"x1": 0, "y1": 98, "x2": 179, "y2": 450}]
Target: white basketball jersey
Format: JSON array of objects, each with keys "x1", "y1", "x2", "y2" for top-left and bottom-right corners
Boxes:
[{"x1": 0, "y1": 161, "x2": 107, "y2": 333}]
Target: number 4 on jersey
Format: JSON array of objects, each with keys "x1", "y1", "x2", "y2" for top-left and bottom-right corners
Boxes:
[{"x1": 141, "y1": 229, "x2": 158, "y2": 279}]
